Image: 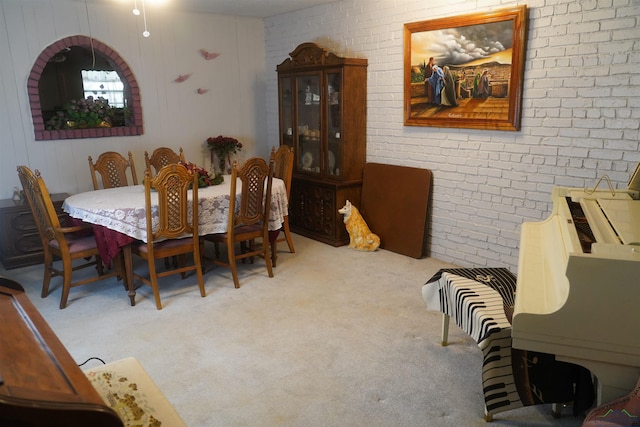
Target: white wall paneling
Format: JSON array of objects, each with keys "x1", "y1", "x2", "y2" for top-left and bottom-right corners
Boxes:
[{"x1": 0, "y1": 0, "x2": 265, "y2": 196}]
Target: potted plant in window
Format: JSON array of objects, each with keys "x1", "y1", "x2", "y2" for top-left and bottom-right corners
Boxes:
[{"x1": 45, "y1": 96, "x2": 129, "y2": 130}]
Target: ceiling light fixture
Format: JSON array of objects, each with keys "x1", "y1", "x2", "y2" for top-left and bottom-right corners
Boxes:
[
  {"x1": 132, "y1": 0, "x2": 140, "y2": 15},
  {"x1": 141, "y1": 0, "x2": 150, "y2": 37}
]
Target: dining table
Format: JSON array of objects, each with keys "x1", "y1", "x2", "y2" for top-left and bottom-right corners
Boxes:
[{"x1": 63, "y1": 175, "x2": 288, "y2": 305}]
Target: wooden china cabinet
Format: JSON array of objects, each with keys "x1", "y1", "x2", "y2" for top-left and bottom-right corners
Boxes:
[{"x1": 277, "y1": 42, "x2": 367, "y2": 246}]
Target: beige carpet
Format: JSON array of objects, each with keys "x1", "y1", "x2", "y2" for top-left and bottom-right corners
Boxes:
[{"x1": 2, "y1": 234, "x2": 586, "y2": 426}]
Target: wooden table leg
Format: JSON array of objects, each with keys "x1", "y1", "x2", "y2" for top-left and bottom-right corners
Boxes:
[
  {"x1": 269, "y1": 228, "x2": 281, "y2": 268},
  {"x1": 122, "y1": 244, "x2": 135, "y2": 306},
  {"x1": 271, "y1": 240, "x2": 278, "y2": 268}
]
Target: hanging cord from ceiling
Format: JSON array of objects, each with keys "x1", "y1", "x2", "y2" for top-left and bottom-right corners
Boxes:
[
  {"x1": 132, "y1": 0, "x2": 151, "y2": 38},
  {"x1": 141, "y1": 0, "x2": 150, "y2": 37},
  {"x1": 83, "y1": 0, "x2": 96, "y2": 69}
]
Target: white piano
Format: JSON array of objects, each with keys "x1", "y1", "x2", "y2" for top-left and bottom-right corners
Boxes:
[{"x1": 512, "y1": 166, "x2": 640, "y2": 406}]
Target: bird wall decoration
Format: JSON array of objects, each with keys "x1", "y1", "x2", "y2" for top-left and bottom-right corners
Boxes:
[
  {"x1": 197, "y1": 88, "x2": 209, "y2": 94},
  {"x1": 174, "y1": 73, "x2": 191, "y2": 83},
  {"x1": 199, "y1": 49, "x2": 220, "y2": 60}
]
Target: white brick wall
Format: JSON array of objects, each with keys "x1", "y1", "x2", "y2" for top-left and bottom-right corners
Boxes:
[{"x1": 265, "y1": 0, "x2": 640, "y2": 271}]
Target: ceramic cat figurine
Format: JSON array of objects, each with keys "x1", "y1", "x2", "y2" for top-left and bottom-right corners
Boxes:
[{"x1": 338, "y1": 200, "x2": 380, "y2": 251}]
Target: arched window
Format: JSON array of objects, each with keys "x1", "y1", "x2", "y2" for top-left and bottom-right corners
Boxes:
[{"x1": 28, "y1": 35, "x2": 143, "y2": 140}]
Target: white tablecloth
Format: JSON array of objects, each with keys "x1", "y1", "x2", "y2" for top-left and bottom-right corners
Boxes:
[{"x1": 63, "y1": 176, "x2": 288, "y2": 243}]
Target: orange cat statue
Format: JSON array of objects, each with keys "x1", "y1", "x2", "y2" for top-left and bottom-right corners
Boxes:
[{"x1": 338, "y1": 200, "x2": 380, "y2": 251}]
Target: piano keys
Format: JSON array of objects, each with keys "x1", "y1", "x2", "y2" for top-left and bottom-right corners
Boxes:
[{"x1": 512, "y1": 180, "x2": 640, "y2": 406}]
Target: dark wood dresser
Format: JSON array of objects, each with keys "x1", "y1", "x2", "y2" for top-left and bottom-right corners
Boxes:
[
  {"x1": 0, "y1": 278, "x2": 123, "y2": 426},
  {"x1": 0, "y1": 193, "x2": 68, "y2": 270}
]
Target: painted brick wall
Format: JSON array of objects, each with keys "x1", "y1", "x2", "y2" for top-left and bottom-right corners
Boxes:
[{"x1": 264, "y1": 0, "x2": 640, "y2": 271}]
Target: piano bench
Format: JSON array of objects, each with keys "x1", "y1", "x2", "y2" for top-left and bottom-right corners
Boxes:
[
  {"x1": 423, "y1": 268, "x2": 519, "y2": 420},
  {"x1": 423, "y1": 268, "x2": 593, "y2": 421},
  {"x1": 424, "y1": 268, "x2": 517, "y2": 345}
]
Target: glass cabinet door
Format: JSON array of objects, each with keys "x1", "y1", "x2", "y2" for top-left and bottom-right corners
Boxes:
[
  {"x1": 279, "y1": 77, "x2": 294, "y2": 149},
  {"x1": 296, "y1": 74, "x2": 321, "y2": 175},
  {"x1": 326, "y1": 72, "x2": 342, "y2": 177}
]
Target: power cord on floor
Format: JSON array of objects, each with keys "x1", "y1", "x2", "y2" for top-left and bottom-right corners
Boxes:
[{"x1": 78, "y1": 357, "x2": 106, "y2": 367}]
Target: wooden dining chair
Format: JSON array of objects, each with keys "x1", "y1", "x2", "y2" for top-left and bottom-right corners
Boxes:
[
  {"x1": 131, "y1": 164, "x2": 205, "y2": 310},
  {"x1": 88, "y1": 151, "x2": 138, "y2": 190},
  {"x1": 144, "y1": 147, "x2": 185, "y2": 176},
  {"x1": 271, "y1": 145, "x2": 295, "y2": 260},
  {"x1": 203, "y1": 157, "x2": 274, "y2": 288},
  {"x1": 145, "y1": 147, "x2": 187, "y2": 269},
  {"x1": 17, "y1": 166, "x2": 120, "y2": 309}
]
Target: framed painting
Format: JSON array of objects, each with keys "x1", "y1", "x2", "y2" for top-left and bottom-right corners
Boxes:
[{"x1": 404, "y1": 6, "x2": 528, "y2": 131}]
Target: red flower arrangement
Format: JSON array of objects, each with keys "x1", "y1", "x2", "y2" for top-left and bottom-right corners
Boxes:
[
  {"x1": 180, "y1": 161, "x2": 223, "y2": 187},
  {"x1": 206, "y1": 135, "x2": 243, "y2": 163}
]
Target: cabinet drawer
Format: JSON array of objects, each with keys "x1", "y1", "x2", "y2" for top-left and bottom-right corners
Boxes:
[
  {"x1": 0, "y1": 193, "x2": 69, "y2": 269},
  {"x1": 289, "y1": 179, "x2": 361, "y2": 247},
  {"x1": 290, "y1": 183, "x2": 336, "y2": 236},
  {"x1": 10, "y1": 210, "x2": 38, "y2": 232},
  {"x1": 14, "y1": 231, "x2": 43, "y2": 255}
]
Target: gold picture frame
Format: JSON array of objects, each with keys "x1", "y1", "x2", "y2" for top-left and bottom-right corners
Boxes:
[{"x1": 404, "y1": 6, "x2": 528, "y2": 131}]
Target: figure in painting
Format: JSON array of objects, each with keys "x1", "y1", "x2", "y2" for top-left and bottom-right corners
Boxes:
[
  {"x1": 477, "y1": 68, "x2": 490, "y2": 98},
  {"x1": 440, "y1": 66, "x2": 458, "y2": 107},
  {"x1": 423, "y1": 57, "x2": 435, "y2": 103},
  {"x1": 427, "y1": 65, "x2": 445, "y2": 104}
]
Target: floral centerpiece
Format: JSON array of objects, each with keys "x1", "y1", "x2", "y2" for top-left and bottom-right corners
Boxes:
[
  {"x1": 206, "y1": 135, "x2": 243, "y2": 174},
  {"x1": 45, "y1": 96, "x2": 128, "y2": 130},
  {"x1": 180, "y1": 161, "x2": 223, "y2": 187}
]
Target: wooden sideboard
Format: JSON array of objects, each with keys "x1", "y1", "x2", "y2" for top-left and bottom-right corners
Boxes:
[
  {"x1": 0, "y1": 278, "x2": 123, "y2": 426},
  {"x1": 288, "y1": 177, "x2": 363, "y2": 246},
  {"x1": 0, "y1": 193, "x2": 68, "y2": 270}
]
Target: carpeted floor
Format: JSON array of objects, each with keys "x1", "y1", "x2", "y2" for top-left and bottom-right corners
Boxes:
[{"x1": 1, "y1": 234, "x2": 586, "y2": 426}]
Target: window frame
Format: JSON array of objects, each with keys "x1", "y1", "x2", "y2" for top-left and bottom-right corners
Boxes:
[{"x1": 28, "y1": 35, "x2": 143, "y2": 140}]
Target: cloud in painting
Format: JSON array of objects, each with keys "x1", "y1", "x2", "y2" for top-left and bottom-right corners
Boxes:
[{"x1": 411, "y1": 20, "x2": 513, "y2": 66}]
